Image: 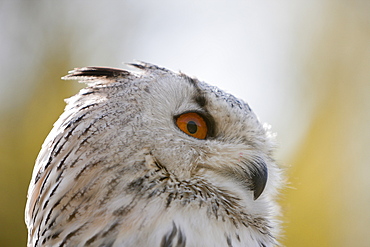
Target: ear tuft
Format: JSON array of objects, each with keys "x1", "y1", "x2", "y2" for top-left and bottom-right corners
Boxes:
[{"x1": 62, "y1": 67, "x2": 132, "y2": 84}]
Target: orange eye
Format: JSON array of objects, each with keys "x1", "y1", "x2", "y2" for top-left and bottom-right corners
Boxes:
[{"x1": 176, "y1": 112, "x2": 208, "y2": 139}]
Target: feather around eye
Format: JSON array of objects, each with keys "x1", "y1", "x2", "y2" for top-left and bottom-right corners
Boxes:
[{"x1": 175, "y1": 112, "x2": 208, "y2": 139}]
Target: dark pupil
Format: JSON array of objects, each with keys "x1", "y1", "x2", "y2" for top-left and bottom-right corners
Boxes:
[{"x1": 187, "y1": 121, "x2": 198, "y2": 134}]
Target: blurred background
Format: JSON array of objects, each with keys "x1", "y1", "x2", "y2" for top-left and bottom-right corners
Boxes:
[{"x1": 0, "y1": 0, "x2": 369, "y2": 246}]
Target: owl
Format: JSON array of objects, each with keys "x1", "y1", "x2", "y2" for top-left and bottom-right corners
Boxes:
[{"x1": 25, "y1": 62, "x2": 282, "y2": 247}]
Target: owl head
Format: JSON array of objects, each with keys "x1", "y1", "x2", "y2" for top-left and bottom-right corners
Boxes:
[{"x1": 26, "y1": 62, "x2": 282, "y2": 247}]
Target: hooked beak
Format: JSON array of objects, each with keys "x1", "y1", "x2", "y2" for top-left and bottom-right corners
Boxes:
[{"x1": 249, "y1": 160, "x2": 268, "y2": 200}]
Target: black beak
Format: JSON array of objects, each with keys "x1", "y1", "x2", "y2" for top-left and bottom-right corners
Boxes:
[{"x1": 250, "y1": 160, "x2": 268, "y2": 200}]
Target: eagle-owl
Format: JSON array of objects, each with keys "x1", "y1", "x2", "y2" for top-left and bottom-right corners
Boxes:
[{"x1": 25, "y1": 62, "x2": 282, "y2": 247}]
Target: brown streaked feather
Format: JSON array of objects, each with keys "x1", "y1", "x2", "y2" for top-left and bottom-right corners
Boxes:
[{"x1": 62, "y1": 67, "x2": 131, "y2": 80}]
